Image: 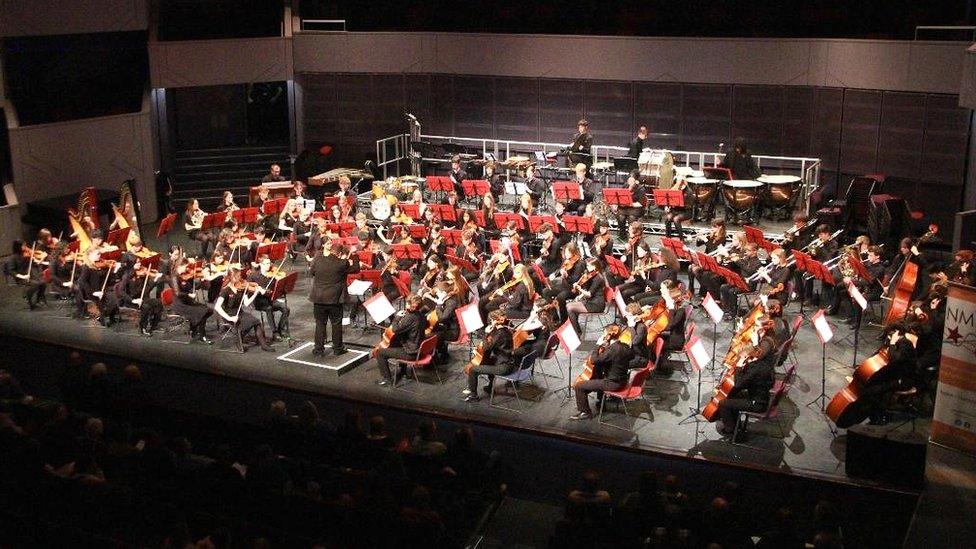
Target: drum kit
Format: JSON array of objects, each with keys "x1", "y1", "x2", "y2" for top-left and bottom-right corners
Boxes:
[{"x1": 370, "y1": 175, "x2": 429, "y2": 220}]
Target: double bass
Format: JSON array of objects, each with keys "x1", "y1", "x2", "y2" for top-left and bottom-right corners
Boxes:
[
  {"x1": 826, "y1": 346, "x2": 890, "y2": 428},
  {"x1": 882, "y1": 260, "x2": 918, "y2": 325}
]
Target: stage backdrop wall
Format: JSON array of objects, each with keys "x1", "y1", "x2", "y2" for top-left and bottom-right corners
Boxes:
[
  {"x1": 0, "y1": 0, "x2": 148, "y2": 37},
  {"x1": 6, "y1": 98, "x2": 158, "y2": 223},
  {"x1": 298, "y1": 72, "x2": 969, "y2": 233}
]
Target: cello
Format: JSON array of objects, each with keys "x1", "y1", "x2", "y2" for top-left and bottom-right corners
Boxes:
[
  {"x1": 826, "y1": 347, "x2": 890, "y2": 428},
  {"x1": 702, "y1": 305, "x2": 765, "y2": 422},
  {"x1": 574, "y1": 325, "x2": 621, "y2": 387},
  {"x1": 882, "y1": 260, "x2": 918, "y2": 325}
]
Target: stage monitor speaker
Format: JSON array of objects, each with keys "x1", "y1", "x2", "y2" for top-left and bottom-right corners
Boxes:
[
  {"x1": 846, "y1": 424, "x2": 926, "y2": 488},
  {"x1": 868, "y1": 195, "x2": 910, "y2": 253}
]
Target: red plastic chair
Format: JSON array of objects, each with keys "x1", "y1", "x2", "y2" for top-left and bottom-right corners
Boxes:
[
  {"x1": 598, "y1": 362, "x2": 656, "y2": 431},
  {"x1": 732, "y1": 365, "x2": 796, "y2": 445},
  {"x1": 391, "y1": 335, "x2": 441, "y2": 387}
]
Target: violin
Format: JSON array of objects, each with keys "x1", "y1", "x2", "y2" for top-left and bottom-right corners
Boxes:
[
  {"x1": 571, "y1": 269, "x2": 599, "y2": 298},
  {"x1": 179, "y1": 264, "x2": 204, "y2": 281},
  {"x1": 464, "y1": 318, "x2": 509, "y2": 374},
  {"x1": 134, "y1": 265, "x2": 161, "y2": 278},
  {"x1": 561, "y1": 255, "x2": 579, "y2": 274},
  {"x1": 21, "y1": 244, "x2": 48, "y2": 263}
]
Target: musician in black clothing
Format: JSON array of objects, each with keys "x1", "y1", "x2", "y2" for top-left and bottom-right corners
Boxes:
[
  {"x1": 484, "y1": 163, "x2": 504, "y2": 199},
  {"x1": 857, "y1": 322, "x2": 921, "y2": 425},
  {"x1": 310, "y1": 244, "x2": 357, "y2": 356},
  {"x1": 449, "y1": 155, "x2": 468, "y2": 196},
  {"x1": 567, "y1": 163, "x2": 597, "y2": 215},
  {"x1": 756, "y1": 248, "x2": 793, "y2": 305},
  {"x1": 10, "y1": 239, "x2": 48, "y2": 310},
  {"x1": 568, "y1": 119, "x2": 593, "y2": 168},
  {"x1": 719, "y1": 137, "x2": 760, "y2": 180},
  {"x1": 624, "y1": 303, "x2": 656, "y2": 368},
  {"x1": 524, "y1": 164, "x2": 548, "y2": 205},
  {"x1": 716, "y1": 319, "x2": 780, "y2": 437},
  {"x1": 570, "y1": 325, "x2": 637, "y2": 420},
  {"x1": 261, "y1": 163, "x2": 286, "y2": 183},
  {"x1": 375, "y1": 294, "x2": 426, "y2": 387},
  {"x1": 882, "y1": 237, "x2": 927, "y2": 300},
  {"x1": 566, "y1": 258, "x2": 608, "y2": 337},
  {"x1": 720, "y1": 243, "x2": 763, "y2": 317},
  {"x1": 214, "y1": 270, "x2": 275, "y2": 352},
  {"x1": 626, "y1": 126, "x2": 648, "y2": 159},
  {"x1": 616, "y1": 170, "x2": 647, "y2": 228},
  {"x1": 463, "y1": 310, "x2": 515, "y2": 402},
  {"x1": 834, "y1": 246, "x2": 887, "y2": 326},
  {"x1": 806, "y1": 224, "x2": 838, "y2": 307},
  {"x1": 429, "y1": 282, "x2": 460, "y2": 364},
  {"x1": 247, "y1": 255, "x2": 291, "y2": 339}
]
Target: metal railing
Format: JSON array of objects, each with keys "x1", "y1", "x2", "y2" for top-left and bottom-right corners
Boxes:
[
  {"x1": 299, "y1": 18, "x2": 347, "y2": 32},
  {"x1": 913, "y1": 25, "x2": 976, "y2": 41},
  {"x1": 376, "y1": 132, "x2": 821, "y2": 206}
]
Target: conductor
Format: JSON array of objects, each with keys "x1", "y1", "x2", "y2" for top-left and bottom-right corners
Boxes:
[{"x1": 310, "y1": 243, "x2": 357, "y2": 356}]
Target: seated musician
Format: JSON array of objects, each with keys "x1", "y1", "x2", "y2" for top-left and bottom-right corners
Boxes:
[
  {"x1": 534, "y1": 224, "x2": 561, "y2": 277},
  {"x1": 911, "y1": 287, "x2": 946, "y2": 381},
  {"x1": 428, "y1": 281, "x2": 461, "y2": 365},
  {"x1": 832, "y1": 245, "x2": 886, "y2": 326},
  {"x1": 49, "y1": 244, "x2": 75, "y2": 300},
  {"x1": 217, "y1": 191, "x2": 239, "y2": 212},
  {"x1": 479, "y1": 249, "x2": 513, "y2": 300},
  {"x1": 122, "y1": 260, "x2": 165, "y2": 336},
  {"x1": 616, "y1": 170, "x2": 647, "y2": 229},
  {"x1": 9, "y1": 236, "x2": 48, "y2": 310},
  {"x1": 941, "y1": 249, "x2": 975, "y2": 287},
  {"x1": 513, "y1": 300, "x2": 558, "y2": 365},
  {"x1": 353, "y1": 212, "x2": 373, "y2": 244},
  {"x1": 689, "y1": 220, "x2": 727, "y2": 298},
  {"x1": 449, "y1": 155, "x2": 468, "y2": 196},
  {"x1": 247, "y1": 255, "x2": 291, "y2": 340},
  {"x1": 261, "y1": 163, "x2": 286, "y2": 183},
  {"x1": 720, "y1": 242, "x2": 763, "y2": 318},
  {"x1": 480, "y1": 193, "x2": 498, "y2": 231},
  {"x1": 566, "y1": 258, "x2": 608, "y2": 337},
  {"x1": 719, "y1": 137, "x2": 760, "y2": 180},
  {"x1": 73, "y1": 229, "x2": 118, "y2": 321},
  {"x1": 524, "y1": 164, "x2": 547, "y2": 205},
  {"x1": 543, "y1": 243, "x2": 584, "y2": 320},
  {"x1": 458, "y1": 238, "x2": 483, "y2": 284},
  {"x1": 623, "y1": 303, "x2": 657, "y2": 368},
  {"x1": 618, "y1": 242, "x2": 656, "y2": 303},
  {"x1": 484, "y1": 162, "x2": 504, "y2": 199},
  {"x1": 305, "y1": 216, "x2": 329, "y2": 262},
  {"x1": 882, "y1": 237, "x2": 926, "y2": 294},
  {"x1": 715, "y1": 318, "x2": 779, "y2": 438},
  {"x1": 591, "y1": 222, "x2": 614, "y2": 267},
  {"x1": 183, "y1": 199, "x2": 214, "y2": 258},
  {"x1": 418, "y1": 255, "x2": 445, "y2": 301},
  {"x1": 375, "y1": 294, "x2": 427, "y2": 387},
  {"x1": 569, "y1": 325, "x2": 636, "y2": 421},
  {"x1": 458, "y1": 212, "x2": 482, "y2": 244},
  {"x1": 201, "y1": 250, "x2": 229, "y2": 303},
  {"x1": 857, "y1": 322, "x2": 921, "y2": 425},
  {"x1": 168, "y1": 258, "x2": 213, "y2": 343},
  {"x1": 336, "y1": 175, "x2": 358, "y2": 211},
  {"x1": 755, "y1": 248, "x2": 793, "y2": 305},
  {"x1": 568, "y1": 163, "x2": 597, "y2": 215},
  {"x1": 629, "y1": 249, "x2": 681, "y2": 307},
  {"x1": 214, "y1": 269, "x2": 275, "y2": 352},
  {"x1": 805, "y1": 224, "x2": 838, "y2": 307},
  {"x1": 764, "y1": 299, "x2": 790, "y2": 342},
  {"x1": 482, "y1": 263, "x2": 534, "y2": 320},
  {"x1": 462, "y1": 309, "x2": 515, "y2": 403},
  {"x1": 424, "y1": 224, "x2": 448, "y2": 260}
]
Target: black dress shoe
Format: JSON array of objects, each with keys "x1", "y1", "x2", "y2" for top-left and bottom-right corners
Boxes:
[
  {"x1": 200, "y1": 336, "x2": 213, "y2": 345},
  {"x1": 333, "y1": 347, "x2": 348, "y2": 356},
  {"x1": 376, "y1": 379, "x2": 391, "y2": 387},
  {"x1": 311, "y1": 348, "x2": 324, "y2": 356},
  {"x1": 569, "y1": 412, "x2": 593, "y2": 420},
  {"x1": 462, "y1": 395, "x2": 480, "y2": 402}
]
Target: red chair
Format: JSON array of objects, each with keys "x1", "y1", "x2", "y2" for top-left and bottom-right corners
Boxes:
[
  {"x1": 391, "y1": 335, "x2": 441, "y2": 388},
  {"x1": 732, "y1": 365, "x2": 796, "y2": 445},
  {"x1": 598, "y1": 362, "x2": 656, "y2": 431}
]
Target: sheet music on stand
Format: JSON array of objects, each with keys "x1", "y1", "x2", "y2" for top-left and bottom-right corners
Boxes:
[
  {"x1": 504, "y1": 180, "x2": 530, "y2": 195},
  {"x1": 347, "y1": 279, "x2": 373, "y2": 296},
  {"x1": 364, "y1": 292, "x2": 396, "y2": 324}
]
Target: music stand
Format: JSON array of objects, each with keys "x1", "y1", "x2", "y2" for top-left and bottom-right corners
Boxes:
[
  {"x1": 338, "y1": 222, "x2": 356, "y2": 237},
  {"x1": 350, "y1": 269, "x2": 383, "y2": 330},
  {"x1": 202, "y1": 211, "x2": 227, "y2": 232},
  {"x1": 331, "y1": 237, "x2": 361, "y2": 250},
  {"x1": 441, "y1": 229, "x2": 463, "y2": 247},
  {"x1": 561, "y1": 215, "x2": 593, "y2": 235},
  {"x1": 429, "y1": 203, "x2": 458, "y2": 224},
  {"x1": 653, "y1": 189, "x2": 685, "y2": 208},
  {"x1": 469, "y1": 209, "x2": 487, "y2": 227},
  {"x1": 492, "y1": 212, "x2": 525, "y2": 231},
  {"x1": 552, "y1": 182, "x2": 582, "y2": 203},
  {"x1": 311, "y1": 211, "x2": 328, "y2": 219},
  {"x1": 847, "y1": 253, "x2": 871, "y2": 281},
  {"x1": 390, "y1": 244, "x2": 423, "y2": 262},
  {"x1": 406, "y1": 224, "x2": 428, "y2": 239},
  {"x1": 527, "y1": 215, "x2": 560, "y2": 234},
  {"x1": 742, "y1": 225, "x2": 764, "y2": 245},
  {"x1": 489, "y1": 239, "x2": 522, "y2": 262},
  {"x1": 106, "y1": 227, "x2": 130, "y2": 248},
  {"x1": 271, "y1": 271, "x2": 298, "y2": 301},
  {"x1": 356, "y1": 250, "x2": 375, "y2": 267},
  {"x1": 400, "y1": 203, "x2": 421, "y2": 220},
  {"x1": 603, "y1": 255, "x2": 630, "y2": 279},
  {"x1": 461, "y1": 179, "x2": 490, "y2": 204},
  {"x1": 446, "y1": 254, "x2": 478, "y2": 273},
  {"x1": 603, "y1": 188, "x2": 634, "y2": 208},
  {"x1": 155, "y1": 212, "x2": 177, "y2": 247},
  {"x1": 256, "y1": 241, "x2": 287, "y2": 262},
  {"x1": 426, "y1": 176, "x2": 455, "y2": 201}
]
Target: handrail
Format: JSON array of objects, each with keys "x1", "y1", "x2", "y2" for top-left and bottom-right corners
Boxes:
[
  {"x1": 914, "y1": 26, "x2": 976, "y2": 41},
  {"x1": 300, "y1": 19, "x2": 347, "y2": 32}
]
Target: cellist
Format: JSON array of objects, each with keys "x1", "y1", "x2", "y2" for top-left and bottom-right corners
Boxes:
[
  {"x1": 715, "y1": 318, "x2": 780, "y2": 439},
  {"x1": 462, "y1": 309, "x2": 515, "y2": 403},
  {"x1": 569, "y1": 324, "x2": 636, "y2": 421},
  {"x1": 374, "y1": 294, "x2": 426, "y2": 387},
  {"x1": 427, "y1": 281, "x2": 461, "y2": 365}
]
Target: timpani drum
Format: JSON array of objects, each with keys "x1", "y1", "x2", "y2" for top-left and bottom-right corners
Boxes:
[
  {"x1": 757, "y1": 174, "x2": 801, "y2": 220},
  {"x1": 721, "y1": 180, "x2": 764, "y2": 223},
  {"x1": 686, "y1": 177, "x2": 719, "y2": 221}
]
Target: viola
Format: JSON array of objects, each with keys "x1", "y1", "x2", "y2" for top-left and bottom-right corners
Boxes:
[{"x1": 640, "y1": 300, "x2": 671, "y2": 345}]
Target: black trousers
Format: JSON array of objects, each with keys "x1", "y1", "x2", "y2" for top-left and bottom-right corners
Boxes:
[
  {"x1": 467, "y1": 361, "x2": 515, "y2": 393},
  {"x1": 575, "y1": 378, "x2": 626, "y2": 415},
  {"x1": 314, "y1": 302, "x2": 343, "y2": 351},
  {"x1": 718, "y1": 397, "x2": 766, "y2": 430},
  {"x1": 376, "y1": 347, "x2": 414, "y2": 381}
]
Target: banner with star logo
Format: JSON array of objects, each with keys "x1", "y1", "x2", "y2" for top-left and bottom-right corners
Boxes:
[{"x1": 933, "y1": 283, "x2": 976, "y2": 456}]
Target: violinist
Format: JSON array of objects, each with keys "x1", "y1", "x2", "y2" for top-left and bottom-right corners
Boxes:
[
  {"x1": 659, "y1": 279, "x2": 688, "y2": 353},
  {"x1": 247, "y1": 255, "x2": 291, "y2": 340},
  {"x1": 462, "y1": 309, "x2": 515, "y2": 402},
  {"x1": 621, "y1": 221, "x2": 648, "y2": 270},
  {"x1": 623, "y1": 303, "x2": 657, "y2": 368},
  {"x1": 170, "y1": 257, "x2": 214, "y2": 343},
  {"x1": 535, "y1": 224, "x2": 562, "y2": 276},
  {"x1": 513, "y1": 299, "x2": 558, "y2": 365},
  {"x1": 482, "y1": 263, "x2": 534, "y2": 320},
  {"x1": 591, "y1": 222, "x2": 614, "y2": 266},
  {"x1": 305, "y1": 216, "x2": 329, "y2": 262},
  {"x1": 123, "y1": 259, "x2": 164, "y2": 336},
  {"x1": 73, "y1": 229, "x2": 119, "y2": 320},
  {"x1": 427, "y1": 281, "x2": 461, "y2": 365},
  {"x1": 524, "y1": 164, "x2": 547, "y2": 205},
  {"x1": 543, "y1": 242, "x2": 585, "y2": 321},
  {"x1": 457, "y1": 236, "x2": 483, "y2": 284},
  {"x1": 516, "y1": 193, "x2": 534, "y2": 221},
  {"x1": 375, "y1": 294, "x2": 427, "y2": 387},
  {"x1": 629, "y1": 248, "x2": 681, "y2": 307},
  {"x1": 217, "y1": 191, "x2": 240, "y2": 213},
  {"x1": 49, "y1": 243, "x2": 75, "y2": 300},
  {"x1": 183, "y1": 199, "x2": 214, "y2": 258},
  {"x1": 214, "y1": 269, "x2": 275, "y2": 352},
  {"x1": 36, "y1": 228, "x2": 60, "y2": 256},
  {"x1": 353, "y1": 212, "x2": 373, "y2": 244},
  {"x1": 423, "y1": 224, "x2": 448, "y2": 261},
  {"x1": 9, "y1": 238, "x2": 48, "y2": 310},
  {"x1": 479, "y1": 249, "x2": 513, "y2": 300},
  {"x1": 720, "y1": 243, "x2": 763, "y2": 318},
  {"x1": 458, "y1": 210, "x2": 481, "y2": 239},
  {"x1": 569, "y1": 325, "x2": 636, "y2": 421},
  {"x1": 616, "y1": 170, "x2": 647, "y2": 229},
  {"x1": 566, "y1": 258, "x2": 608, "y2": 337},
  {"x1": 202, "y1": 250, "x2": 230, "y2": 302},
  {"x1": 715, "y1": 318, "x2": 779, "y2": 438},
  {"x1": 418, "y1": 255, "x2": 445, "y2": 302}
]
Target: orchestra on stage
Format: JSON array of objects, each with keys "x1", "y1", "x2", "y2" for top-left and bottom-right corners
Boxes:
[{"x1": 5, "y1": 122, "x2": 968, "y2": 439}]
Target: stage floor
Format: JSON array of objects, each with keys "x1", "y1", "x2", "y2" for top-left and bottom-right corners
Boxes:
[{"x1": 0, "y1": 222, "x2": 928, "y2": 492}]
